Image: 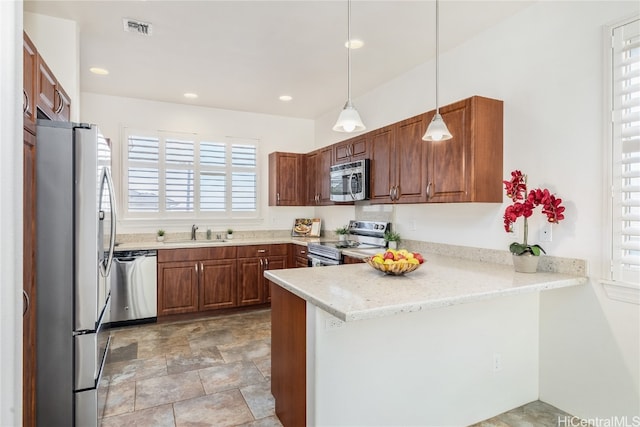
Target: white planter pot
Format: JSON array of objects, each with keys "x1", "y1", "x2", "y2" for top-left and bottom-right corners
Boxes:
[
  {"x1": 227, "y1": 234, "x2": 233, "y2": 240},
  {"x1": 388, "y1": 241, "x2": 398, "y2": 250},
  {"x1": 512, "y1": 254, "x2": 539, "y2": 273},
  {"x1": 156, "y1": 235, "x2": 165, "y2": 242}
]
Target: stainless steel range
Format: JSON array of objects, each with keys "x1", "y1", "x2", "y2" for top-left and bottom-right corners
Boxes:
[{"x1": 307, "y1": 220, "x2": 390, "y2": 266}]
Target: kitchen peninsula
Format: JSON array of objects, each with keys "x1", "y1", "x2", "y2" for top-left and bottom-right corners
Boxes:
[{"x1": 265, "y1": 255, "x2": 587, "y2": 427}]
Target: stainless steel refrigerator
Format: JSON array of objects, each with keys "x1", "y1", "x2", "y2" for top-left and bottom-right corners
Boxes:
[{"x1": 36, "y1": 120, "x2": 116, "y2": 427}]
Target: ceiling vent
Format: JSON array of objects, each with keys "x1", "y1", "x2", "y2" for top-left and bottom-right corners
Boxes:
[{"x1": 123, "y1": 18, "x2": 152, "y2": 36}]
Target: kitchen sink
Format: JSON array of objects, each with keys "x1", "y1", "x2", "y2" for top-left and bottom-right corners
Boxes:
[{"x1": 163, "y1": 239, "x2": 228, "y2": 244}]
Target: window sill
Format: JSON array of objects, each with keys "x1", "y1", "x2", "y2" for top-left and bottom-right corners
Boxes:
[{"x1": 600, "y1": 280, "x2": 640, "y2": 305}]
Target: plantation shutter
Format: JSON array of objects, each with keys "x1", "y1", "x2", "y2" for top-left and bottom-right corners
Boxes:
[
  {"x1": 231, "y1": 144, "x2": 257, "y2": 212},
  {"x1": 611, "y1": 18, "x2": 640, "y2": 285},
  {"x1": 127, "y1": 135, "x2": 160, "y2": 212}
]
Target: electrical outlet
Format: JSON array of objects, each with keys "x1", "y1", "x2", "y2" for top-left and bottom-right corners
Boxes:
[
  {"x1": 539, "y1": 223, "x2": 552, "y2": 242},
  {"x1": 493, "y1": 353, "x2": 502, "y2": 372}
]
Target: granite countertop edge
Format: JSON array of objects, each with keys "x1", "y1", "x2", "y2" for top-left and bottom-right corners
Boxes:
[{"x1": 264, "y1": 257, "x2": 588, "y2": 322}]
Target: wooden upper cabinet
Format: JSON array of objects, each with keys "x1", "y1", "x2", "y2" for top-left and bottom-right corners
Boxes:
[
  {"x1": 35, "y1": 51, "x2": 71, "y2": 122},
  {"x1": 269, "y1": 152, "x2": 303, "y2": 206},
  {"x1": 369, "y1": 114, "x2": 427, "y2": 204},
  {"x1": 369, "y1": 126, "x2": 395, "y2": 202},
  {"x1": 393, "y1": 114, "x2": 428, "y2": 203},
  {"x1": 424, "y1": 96, "x2": 503, "y2": 203},
  {"x1": 23, "y1": 33, "x2": 37, "y2": 129},
  {"x1": 334, "y1": 135, "x2": 368, "y2": 163},
  {"x1": 304, "y1": 146, "x2": 332, "y2": 206}
]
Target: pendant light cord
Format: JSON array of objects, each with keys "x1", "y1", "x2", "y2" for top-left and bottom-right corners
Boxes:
[
  {"x1": 435, "y1": 0, "x2": 440, "y2": 114},
  {"x1": 347, "y1": 0, "x2": 352, "y2": 103}
]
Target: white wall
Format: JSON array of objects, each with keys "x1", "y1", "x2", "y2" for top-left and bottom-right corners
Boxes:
[
  {"x1": 309, "y1": 293, "x2": 540, "y2": 426},
  {"x1": 24, "y1": 12, "x2": 80, "y2": 122},
  {"x1": 314, "y1": 1, "x2": 640, "y2": 420},
  {"x1": 81, "y1": 92, "x2": 316, "y2": 234},
  {"x1": 0, "y1": 2, "x2": 22, "y2": 425}
]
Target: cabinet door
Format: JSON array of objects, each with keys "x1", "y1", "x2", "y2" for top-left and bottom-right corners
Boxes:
[
  {"x1": 305, "y1": 151, "x2": 319, "y2": 205},
  {"x1": 264, "y1": 255, "x2": 287, "y2": 302},
  {"x1": 369, "y1": 127, "x2": 395, "y2": 202},
  {"x1": 343, "y1": 255, "x2": 364, "y2": 264},
  {"x1": 23, "y1": 129, "x2": 36, "y2": 427},
  {"x1": 23, "y1": 34, "x2": 37, "y2": 128},
  {"x1": 200, "y1": 259, "x2": 237, "y2": 311},
  {"x1": 426, "y1": 103, "x2": 469, "y2": 202},
  {"x1": 157, "y1": 261, "x2": 199, "y2": 316},
  {"x1": 237, "y1": 257, "x2": 263, "y2": 306},
  {"x1": 395, "y1": 115, "x2": 428, "y2": 203},
  {"x1": 37, "y1": 56, "x2": 57, "y2": 120},
  {"x1": 269, "y1": 152, "x2": 301, "y2": 206},
  {"x1": 317, "y1": 146, "x2": 333, "y2": 205}
]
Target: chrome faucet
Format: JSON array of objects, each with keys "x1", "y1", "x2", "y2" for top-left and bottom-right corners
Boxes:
[{"x1": 191, "y1": 224, "x2": 198, "y2": 240}]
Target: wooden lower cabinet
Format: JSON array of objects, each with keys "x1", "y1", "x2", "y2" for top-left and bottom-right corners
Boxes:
[
  {"x1": 157, "y1": 247, "x2": 237, "y2": 317},
  {"x1": 289, "y1": 244, "x2": 309, "y2": 268},
  {"x1": 343, "y1": 255, "x2": 364, "y2": 264},
  {"x1": 23, "y1": 128, "x2": 37, "y2": 427},
  {"x1": 157, "y1": 261, "x2": 199, "y2": 316},
  {"x1": 270, "y1": 282, "x2": 306, "y2": 427},
  {"x1": 237, "y1": 244, "x2": 288, "y2": 305},
  {"x1": 200, "y1": 259, "x2": 237, "y2": 310}
]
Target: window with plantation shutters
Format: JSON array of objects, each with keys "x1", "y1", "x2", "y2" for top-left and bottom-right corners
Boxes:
[
  {"x1": 122, "y1": 130, "x2": 258, "y2": 219},
  {"x1": 608, "y1": 17, "x2": 640, "y2": 293}
]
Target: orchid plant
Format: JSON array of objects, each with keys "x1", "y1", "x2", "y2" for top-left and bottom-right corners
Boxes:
[{"x1": 503, "y1": 170, "x2": 565, "y2": 256}]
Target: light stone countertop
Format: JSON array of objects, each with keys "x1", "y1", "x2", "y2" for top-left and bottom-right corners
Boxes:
[
  {"x1": 264, "y1": 254, "x2": 588, "y2": 322},
  {"x1": 114, "y1": 237, "x2": 320, "y2": 251}
]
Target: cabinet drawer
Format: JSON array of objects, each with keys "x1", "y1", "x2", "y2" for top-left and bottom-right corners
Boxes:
[
  {"x1": 158, "y1": 246, "x2": 237, "y2": 262},
  {"x1": 237, "y1": 244, "x2": 288, "y2": 258},
  {"x1": 292, "y1": 245, "x2": 308, "y2": 258}
]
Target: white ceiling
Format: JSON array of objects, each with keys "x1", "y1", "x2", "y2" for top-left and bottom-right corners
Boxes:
[{"x1": 24, "y1": 0, "x2": 534, "y2": 120}]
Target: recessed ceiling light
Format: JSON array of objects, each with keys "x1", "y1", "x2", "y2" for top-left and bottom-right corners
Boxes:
[
  {"x1": 183, "y1": 93, "x2": 198, "y2": 99},
  {"x1": 344, "y1": 39, "x2": 364, "y2": 49},
  {"x1": 89, "y1": 67, "x2": 109, "y2": 75},
  {"x1": 279, "y1": 95, "x2": 293, "y2": 102}
]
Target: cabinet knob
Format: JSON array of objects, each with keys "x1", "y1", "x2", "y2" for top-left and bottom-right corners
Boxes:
[
  {"x1": 257, "y1": 249, "x2": 266, "y2": 253},
  {"x1": 259, "y1": 258, "x2": 264, "y2": 267},
  {"x1": 426, "y1": 182, "x2": 433, "y2": 199},
  {"x1": 276, "y1": 192, "x2": 280, "y2": 204},
  {"x1": 264, "y1": 258, "x2": 269, "y2": 268},
  {"x1": 195, "y1": 263, "x2": 199, "y2": 273}
]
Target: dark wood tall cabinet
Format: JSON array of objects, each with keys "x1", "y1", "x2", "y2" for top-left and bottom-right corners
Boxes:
[{"x1": 22, "y1": 31, "x2": 73, "y2": 426}]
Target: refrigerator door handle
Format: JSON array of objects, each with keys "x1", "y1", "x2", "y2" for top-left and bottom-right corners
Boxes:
[{"x1": 99, "y1": 167, "x2": 117, "y2": 277}]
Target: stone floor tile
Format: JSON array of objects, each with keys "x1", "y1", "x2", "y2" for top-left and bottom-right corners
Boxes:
[
  {"x1": 252, "y1": 356, "x2": 271, "y2": 380},
  {"x1": 135, "y1": 370, "x2": 204, "y2": 410},
  {"x1": 106, "y1": 355, "x2": 168, "y2": 386},
  {"x1": 199, "y1": 361, "x2": 265, "y2": 395},
  {"x1": 240, "y1": 381, "x2": 276, "y2": 420},
  {"x1": 218, "y1": 339, "x2": 271, "y2": 363},
  {"x1": 187, "y1": 328, "x2": 235, "y2": 350},
  {"x1": 103, "y1": 380, "x2": 136, "y2": 417},
  {"x1": 173, "y1": 389, "x2": 254, "y2": 427},
  {"x1": 101, "y1": 403, "x2": 175, "y2": 427},
  {"x1": 166, "y1": 347, "x2": 225, "y2": 375},
  {"x1": 236, "y1": 415, "x2": 284, "y2": 427}
]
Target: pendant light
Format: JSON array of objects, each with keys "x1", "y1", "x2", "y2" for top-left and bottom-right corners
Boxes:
[
  {"x1": 423, "y1": 0, "x2": 452, "y2": 141},
  {"x1": 333, "y1": 0, "x2": 366, "y2": 133}
]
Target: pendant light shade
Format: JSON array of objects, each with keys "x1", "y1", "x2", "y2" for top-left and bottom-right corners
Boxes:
[
  {"x1": 423, "y1": 0, "x2": 452, "y2": 141},
  {"x1": 333, "y1": 100, "x2": 366, "y2": 133},
  {"x1": 334, "y1": 0, "x2": 365, "y2": 133}
]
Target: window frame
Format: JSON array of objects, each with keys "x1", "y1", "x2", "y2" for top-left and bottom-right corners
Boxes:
[
  {"x1": 119, "y1": 127, "x2": 261, "y2": 223},
  {"x1": 601, "y1": 15, "x2": 640, "y2": 304}
]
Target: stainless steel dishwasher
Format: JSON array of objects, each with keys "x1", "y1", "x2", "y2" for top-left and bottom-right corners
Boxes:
[{"x1": 111, "y1": 249, "x2": 157, "y2": 324}]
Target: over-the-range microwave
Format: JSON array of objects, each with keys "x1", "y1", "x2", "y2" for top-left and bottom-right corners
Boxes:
[{"x1": 329, "y1": 159, "x2": 370, "y2": 202}]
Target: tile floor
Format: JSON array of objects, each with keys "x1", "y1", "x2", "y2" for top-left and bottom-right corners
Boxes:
[{"x1": 102, "y1": 308, "x2": 578, "y2": 427}]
